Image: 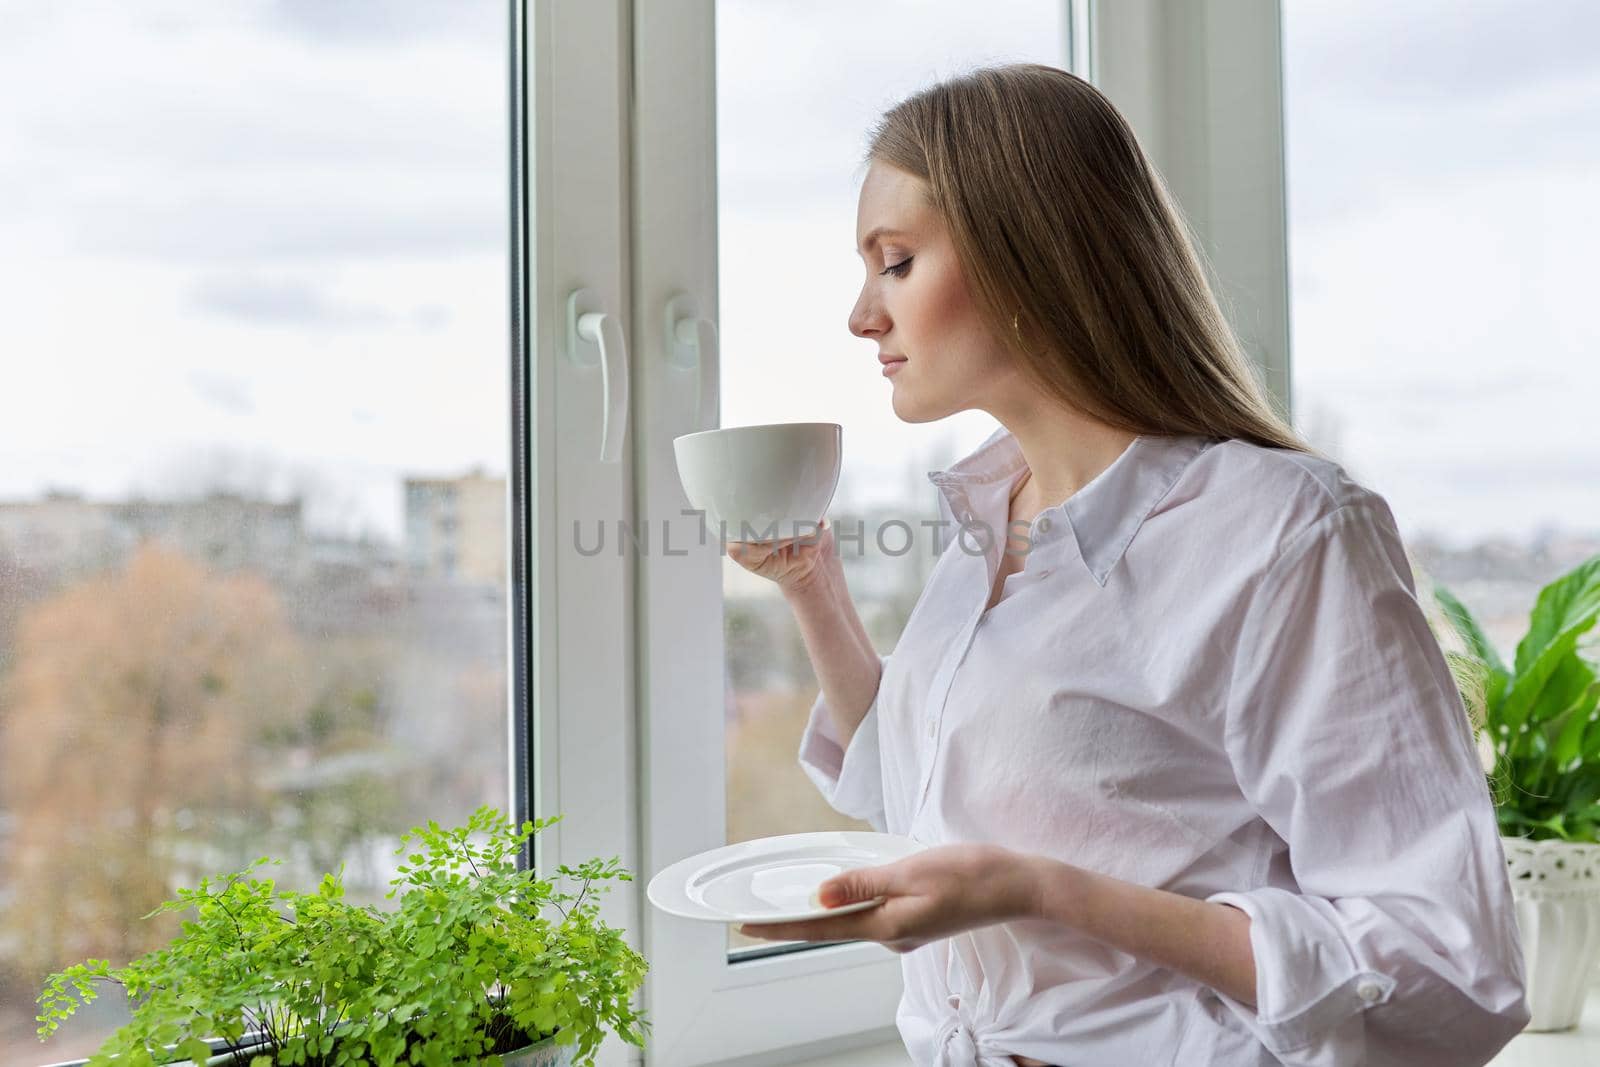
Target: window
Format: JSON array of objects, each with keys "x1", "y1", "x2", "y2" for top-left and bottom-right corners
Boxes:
[
  {"x1": 4, "y1": 3, "x2": 1306, "y2": 1064},
  {"x1": 632, "y1": 4, "x2": 1127, "y2": 1063},
  {"x1": 712, "y1": 0, "x2": 1070, "y2": 953},
  {"x1": 0, "y1": 4, "x2": 511, "y2": 1060},
  {"x1": 637, "y1": 0, "x2": 1293, "y2": 1060},
  {"x1": 1281, "y1": 0, "x2": 1600, "y2": 652}
]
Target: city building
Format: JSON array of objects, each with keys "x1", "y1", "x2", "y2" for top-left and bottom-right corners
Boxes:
[{"x1": 402, "y1": 470, "x2": 507, "y2": 589}]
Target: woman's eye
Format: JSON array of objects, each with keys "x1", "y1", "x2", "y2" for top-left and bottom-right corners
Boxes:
[{"x1": 880, "y1": 256, "x2": 913, "y2": 278}]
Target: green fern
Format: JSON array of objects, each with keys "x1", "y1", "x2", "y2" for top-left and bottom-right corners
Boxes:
[{"x1": 37, "y1": 806, "x2": 649, "y2": 1066}]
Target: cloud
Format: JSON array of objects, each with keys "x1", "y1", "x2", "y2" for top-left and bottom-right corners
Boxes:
[
  {"x1": 713, "y1": 0, "x2": 1064, "y2": 212},
  {"x1": 1286, "y1": 0, "x2": 1600, "y2": 104},
  {"x1": 80, "y1": 198, "x2": 504, "y2": 263},
  {"x1": 268, "y1": 0, "x2": 501, "y2": 48},
  {"x1": 413, "y1": 305, "x2": 451, "y2": 332},
  {"x1": 1283, "y1": 2, "x2": 1600, "y2": 230},
  {"x1": 1295, "y1": 373, "x2": 1557, "y2": 409},
  {"x1": 190, "y1": 275, "x2": 392, "y2": 329},
  {"x1": 187, "y1": 368, "x2": 256, "y2": 415},
  {"x1": 0, "y1": 2, "x2": 506, "y2": 265}
]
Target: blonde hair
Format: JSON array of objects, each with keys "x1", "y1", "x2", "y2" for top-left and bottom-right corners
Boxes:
[{"x1": 866, "y1": 62, "x2": 1317, "y2": 454}]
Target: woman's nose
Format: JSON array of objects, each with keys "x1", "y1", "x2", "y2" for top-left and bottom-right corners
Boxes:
[{"x1": 849, "y1": 293, "x2": 886, "y2": 339}]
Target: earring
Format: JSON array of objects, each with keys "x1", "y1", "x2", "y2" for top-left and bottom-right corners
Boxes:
[{"x1": 1012, "y1": 310, "x2": 1021, "y2": 338}]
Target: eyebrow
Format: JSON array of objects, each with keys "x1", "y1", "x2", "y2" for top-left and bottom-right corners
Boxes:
[{"x1": 855, "y1": 226, "x2": 909, "y2": 256}]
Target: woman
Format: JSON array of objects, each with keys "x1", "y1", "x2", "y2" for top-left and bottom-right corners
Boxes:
[{"x1": 728, "y1": 64, "x2": 1528, "y2": 1067}]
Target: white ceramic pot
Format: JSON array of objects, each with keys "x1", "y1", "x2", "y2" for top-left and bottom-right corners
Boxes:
[{"x1": 1502, "y1": 836, "x2": 1600, "y2": 1031}]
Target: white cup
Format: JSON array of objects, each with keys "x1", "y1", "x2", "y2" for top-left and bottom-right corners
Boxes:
[{"x1": 672, "y1": 422, "x2": 842, "y2": 543}]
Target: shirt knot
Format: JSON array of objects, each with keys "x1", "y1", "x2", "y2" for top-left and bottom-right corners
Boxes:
[{"x1": 933, "y1": 1012, "x2": 1016, "y2": 1067}]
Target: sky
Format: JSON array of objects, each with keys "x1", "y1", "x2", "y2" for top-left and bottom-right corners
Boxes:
[
  {"x1": 0, "y1": 0, "x2": 509, "y2": 539},
  {"x1": 0, "y1": 0, "x2": 1594, "y2": 548},
  {"x1": 1280, "y1": 0, "x2": 1600, "y2": 548}
]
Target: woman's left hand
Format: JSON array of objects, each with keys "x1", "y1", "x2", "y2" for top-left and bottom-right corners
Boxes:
[{"x1": 738, "y1": 843, "x2": 1042, "y2": 953}]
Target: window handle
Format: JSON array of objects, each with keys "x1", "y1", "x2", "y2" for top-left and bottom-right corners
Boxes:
[
  {"x1": 566, "y1": 287, "x2": 630, "y2": 464},
  {"x1": 664, "y1": 292, "x2": 719, "y2": 432}
]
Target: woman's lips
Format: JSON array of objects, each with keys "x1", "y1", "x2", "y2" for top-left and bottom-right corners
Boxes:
[{"x1": 880, "y1": 355, "x2": 907, "y2": 377}]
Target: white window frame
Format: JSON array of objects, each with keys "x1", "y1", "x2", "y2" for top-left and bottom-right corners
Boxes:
[
  {"x1": 628, "y1": 4, "x2": 905, "y2": 1061},
  {"x1": 625, "y1": 4, "x2": 1103, "y2": 1064},
  {"x1": 512, "y1": 2, "x2": 642, "y2": 1062},
  {"x1": 520, "y1": 2, "x2": 1291, "y2": 1064},
  {"x1": 1093, "y1": 0, "x2": 1293, "y2": 414}
]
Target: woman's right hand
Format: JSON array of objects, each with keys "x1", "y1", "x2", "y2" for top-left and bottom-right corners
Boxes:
[{"x1": 726, "y1": 518, "x2": 835, "y2": 595}]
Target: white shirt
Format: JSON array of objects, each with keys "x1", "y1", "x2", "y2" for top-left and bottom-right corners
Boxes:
[{"x1": 798, "y1": 427, "x2": 1529, "y2": 1067}]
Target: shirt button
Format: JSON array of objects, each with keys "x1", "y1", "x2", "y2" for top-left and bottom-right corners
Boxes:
[
  {"x1": 1356, "y1": 980, "x2": 1383, "y2": 1004},
  {"x1": 927, "y1": 720, "x2": 937, "y2": 738},
  {"x1": 1035, "y1": 516, "x2": 1052, "y2": 534}
]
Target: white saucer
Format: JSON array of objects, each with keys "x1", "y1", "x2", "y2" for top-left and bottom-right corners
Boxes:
[{"x1": 647, "y1": 831, "x2": 926, "y2": 924}]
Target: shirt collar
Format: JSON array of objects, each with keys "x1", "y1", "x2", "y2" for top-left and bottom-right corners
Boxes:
[{"x1": 926, "y1": 425, "x2": 1214, "y2": 587}]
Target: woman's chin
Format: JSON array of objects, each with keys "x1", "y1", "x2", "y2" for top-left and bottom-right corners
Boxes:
[
  {"x1": 891, "y1": 388, "x2": 953, "y2": 425},
  {"x1": 889, "y1": 391, "x2": 924, "y2": 423}
]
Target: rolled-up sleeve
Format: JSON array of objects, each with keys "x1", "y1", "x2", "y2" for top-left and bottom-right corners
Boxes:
[
  {"x1": 1206, "y1": 499, "x2": 1529, "y2": 1066},
  {"x1": 798, "y1": 654, "x2": 889, "y2": 834}
]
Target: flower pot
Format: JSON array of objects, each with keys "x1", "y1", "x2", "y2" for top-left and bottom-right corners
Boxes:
[
  {"x1": 202, "y1": 1035, "x2": 574, "y2": 1067},
  {"x1": 498, "y1": 1032, "x2": 575, "y2": 1067},
  {"x1": 229, "y1": 1031, "x2": 577, "y2": 1067},
  {"x1": 1502, "y1": 836, "x2": 1600, "y2": 1031},
  {"x1": 41, "y1": 1030, "x2": 576, "y2": 1067}
]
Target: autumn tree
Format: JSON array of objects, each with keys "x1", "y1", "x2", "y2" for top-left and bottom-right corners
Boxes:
[{"x1": 0, "y1": 542, "x2": 311, "y2": 984}]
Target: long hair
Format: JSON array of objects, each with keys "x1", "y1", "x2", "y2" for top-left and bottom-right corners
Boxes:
[{"x1": 866, "y1": 62, "x2": 1316, "y2": 454}]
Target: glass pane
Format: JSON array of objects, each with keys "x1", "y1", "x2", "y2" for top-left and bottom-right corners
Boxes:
[
  {"x1": 1282, "y1": 2, "x2": 1600, "y2": 656},
  {"x1": 715, "y1": 1, "x2": 1067, "y2": 955},
  {"x1": 0, "y1": 4, "x2": 509, "y2": 1059}
]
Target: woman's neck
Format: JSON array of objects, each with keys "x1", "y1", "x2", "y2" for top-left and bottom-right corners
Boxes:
[{"x1": 998, "y1": 404, "x2": 1139, "y2": 514}]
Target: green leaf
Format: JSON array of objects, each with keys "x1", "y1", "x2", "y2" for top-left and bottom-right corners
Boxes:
[
  {"x1": 1435, "y1": 583, "x2": 1507, "y2": 675},
  {"x1": 1497, "y1": 620, "x2": 1597, "y2": 747},
  {"x1": 178, "y1": 1037, "x2": 213, "y2": 1066},
  {"x1": 1514, "y1": 555, "x2": 1600, "y2": 677},
  {"x1": 1548, "y1": 667, "x2": 1600, "y2": 771},
  {"x1": 35, "y1": 806, "x2": 648, "y2": 1067},
  {"x1": 1552, "y1": 764, "x2": 1600, "y2": 815}
]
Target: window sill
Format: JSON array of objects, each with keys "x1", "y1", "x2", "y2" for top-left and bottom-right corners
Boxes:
[
  {"x1": 784, "y1": 1044, "x2": 908, "y2": 1067},
  {"x1": 783, "y1": 987, "x2": 1600, "y2": 1067},
  {"x1": 1491, "y1": 986, "x2": 1600, "y2": 1066}
]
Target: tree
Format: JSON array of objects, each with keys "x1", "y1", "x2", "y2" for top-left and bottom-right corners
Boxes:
[{"x1": 0, "y1": 542, "x2": 310, "y2": 984}]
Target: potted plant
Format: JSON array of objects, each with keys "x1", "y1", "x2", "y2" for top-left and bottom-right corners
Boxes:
[
  {"x1": 1431, "y1": 554, "x2": 1600, "y2": 1031},
  {"x1": 36, "y1": 806, "x2": 649, "y2": 1065}
]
